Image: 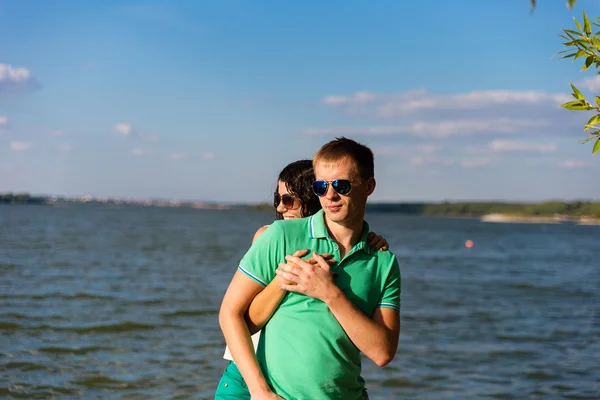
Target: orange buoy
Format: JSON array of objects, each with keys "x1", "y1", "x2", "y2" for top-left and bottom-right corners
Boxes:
[{"x1": 465, "y1": 240, "x2": 474, "y2": 249}]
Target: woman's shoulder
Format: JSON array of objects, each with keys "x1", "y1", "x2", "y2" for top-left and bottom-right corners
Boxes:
[{"x1": 252, "y1": 224, "x2": 271, "y2": 243}]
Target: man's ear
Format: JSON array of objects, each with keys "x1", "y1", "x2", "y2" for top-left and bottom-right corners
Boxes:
[{"x1": 366, "y1": 177, "x2": 376, "y2": 196}]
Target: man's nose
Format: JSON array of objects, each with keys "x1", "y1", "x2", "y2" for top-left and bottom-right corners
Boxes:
[{"x1": 324, "y1": 185, "x2": 339, "y2": 200}]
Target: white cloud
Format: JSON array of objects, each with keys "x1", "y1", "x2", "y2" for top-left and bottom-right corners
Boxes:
[
  {"x1": 578, "y1": 75, "x2": 600, "y2": 92},
  {"x1": 170, "y1": 152, "x2": 187, "y2": 160},
  {"x1": 0, "y1": 64, "x2": 38, "y2": 94},
  {"x1": 57, "y1": 144, "x2": 75, "y2": 152},
  {"x1": 131, "y1": 148, "x2": 148, "y2": 156},
  {"x1": 489, "y1": 140, "x2": 557, "y2": 153},
  {"x1": 374, "y1": 144, "x2": 442, "y2": 157},
  {"x1": 409, "y1": 155, "x2": 455, "y2": 166},
  {"x1": 0, "y1": 116, "x2": 7, "y2": 128},
  {"x1": 322, "y1": 89, "x2": 571, "y2": 118},
  {"x1": 304, "y1": 118, "x2": 548, "y2": 138},
  {"x1": 460, "y1": 158, "x2": 492, "y2": 168},
  {"x1": 10, "y1": 141, "x2": 31, "y2": 151},
  {"x1": 203, "y1": 152, "x2": 215, "y2": 160},
  {"x1": 557, "y1": 160, "x2": 595, "y2": 168},
  {"x1": 113, "y1": 123, "x2": 134, "y2": 136},
  {"x1": 323, "y1": 91, "x2": 376, "y2": 106}
]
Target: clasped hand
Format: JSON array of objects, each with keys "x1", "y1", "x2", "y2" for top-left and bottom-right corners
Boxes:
[{"x1": 275, "y1": 251, "x2": 338, "y2": 302}]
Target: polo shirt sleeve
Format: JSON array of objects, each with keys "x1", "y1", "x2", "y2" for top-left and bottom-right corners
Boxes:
[
  {"x1": 378, "y1": 256, "x2": 401, "y2": 311},
  {"x1": 237, "y1": 221, "x2": 284, "y2": 287}
]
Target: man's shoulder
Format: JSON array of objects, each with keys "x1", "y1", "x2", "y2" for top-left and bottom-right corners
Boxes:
[
  {"x1": 252, "y1": 218, "x2": 312, "y2": 248},
  {"x1": 273, "y1": 216, "x2": 312, "y2": 234},
  {"x1": 368, "y1": 247, "x2": 399, "y2": 269}
]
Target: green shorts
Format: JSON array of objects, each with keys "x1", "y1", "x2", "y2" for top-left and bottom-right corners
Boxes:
[
  {"x1": 214, "y1": 361, "x2": 251, "y2": 400},
  {"x1": 214, "y1": 361, "x2": 370, "y2": 400}
]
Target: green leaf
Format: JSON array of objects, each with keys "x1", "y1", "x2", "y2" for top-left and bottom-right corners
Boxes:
[
  {"x1": 567, "y1": 0, "x2": 578, "y2": 10},
  {"x1": 560, "y1": 52, "x2": 578, "y2": 59},
  {"x1": 571, "y1": 83, "x2": 585, "y2": 101},
  {"x1": 593, "y1": 36, "x2": 600, "y2": 49},
  {"x1": 563, "y1": 30, "x2": 579, "y2": 41},
  {"x1": 562, "y1": 101, "x2": 588, "y2": 110},
  {"x1": 582, "y1": 55, "x2": 594, "y2": 71},
  {"x1": 574, "y1": 49, "x2": 587, "y2": 60},
  {"x1": 592, "y1": 138, "x2": 600, "y2": 154},
  {"x1": 574, "y1": 17, "x2": 583, "y2": 32},
  {"x1": 564, "y1": 29, "x2": 583, "y2": 38},
  {"x1": 596, "y1": 96, "x2": 600, "y2": 107},
  {"x1": 571, "y1": 83, "x2": 584, "y2": 99},
  {"x1": 583, "y1": 12, "x2": 592, "y2": 36},
  {"x1": 586, "y1": 114, "x2": 600, "y2": 128}
]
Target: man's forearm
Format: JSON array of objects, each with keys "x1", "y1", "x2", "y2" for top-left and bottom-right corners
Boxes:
[
  {"x1": 219, "y1": 309, "x2": 272, "y2": 396},
  {"x1": 324, "y1": 288, "x2": 398, "y2": 367}
]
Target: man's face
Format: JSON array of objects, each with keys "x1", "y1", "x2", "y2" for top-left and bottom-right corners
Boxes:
[{"x1": 313, "y1": 157, "x2": 374, "y2": 225}]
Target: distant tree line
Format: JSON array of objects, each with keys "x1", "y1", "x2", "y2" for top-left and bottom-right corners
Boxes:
[
  {"x1": 0, "y1": 193, "x2": 48, "y2": 204},
  {"x1": 251, "y1": 201, "x2": 600, "y2": 217},
  {"x1": 367, "y1": 201, "x2": 600, "y2": 217}
]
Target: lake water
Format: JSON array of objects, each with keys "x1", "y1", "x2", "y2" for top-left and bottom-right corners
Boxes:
[{"x1": 1, "y1": 204, "x2": 599, "y2": 399}]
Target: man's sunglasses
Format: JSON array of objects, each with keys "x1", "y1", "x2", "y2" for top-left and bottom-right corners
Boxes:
[
  {"x1": 312, "y1": 179, "x2": 352, "y2": 197},
  {"x1": 274, "y1": 193, "x2": 299, "y2": 209}
]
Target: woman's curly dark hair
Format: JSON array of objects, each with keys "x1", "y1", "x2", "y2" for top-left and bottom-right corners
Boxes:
[{"x1": 275, "y1": 159, "x2": 322, "y2": 220}]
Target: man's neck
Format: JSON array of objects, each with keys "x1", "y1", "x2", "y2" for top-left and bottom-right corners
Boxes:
[{"x1": 324, "y1": 214, "x2": 365, "y2": 257}]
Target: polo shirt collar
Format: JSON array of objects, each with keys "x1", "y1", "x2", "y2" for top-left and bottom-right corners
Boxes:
[{"x1": 308, "y1": 209, "x2": 374, "y2": 255}]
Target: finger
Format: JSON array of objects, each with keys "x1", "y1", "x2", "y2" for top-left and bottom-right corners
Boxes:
[
  {"x1": 278, "y1": 283, "x2": 305, "y2": 293},
  {"x1": 380, "y1": 240, "x2": 389, "y2": 251},
  {"x1": 281, "y1": 262, "x2": 310, "y2": 279},
  {"x1": 275, "y1": 268, "x2": 301, "y2": 283},
  {"x1": 367, "y1": 232, "x2": 376, "y2": 242},
  {"x1": 313, "y1": 259, "x2": 337, "y2": 269},
  {"x1": 312, "y1": 251, "x2": 331, "y2": 272},
  {"x1": 291, "y1": 249, "x2": 309, "y2": 258},
  {"x1": 368, "y1": 234, "x2": 382, "y2": 248},
  {"x1": 284, "y1": 255, "x2": 312, "y2": 271},
  {"x1": 279, "y1": 262, "x2": 298, "y2": 275},
  {"x1": 307, "y1": 253, "x2": 333, "y2": 264}
]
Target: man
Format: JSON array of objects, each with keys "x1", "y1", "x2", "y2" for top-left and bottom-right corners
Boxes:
[{"x1": 218, "y1": 137, "x2": 401, "y2": 400}]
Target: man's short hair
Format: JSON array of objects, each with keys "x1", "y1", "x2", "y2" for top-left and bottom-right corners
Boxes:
[{"x1": 313, "y1": 137, "x2": 374, "y2": 181}]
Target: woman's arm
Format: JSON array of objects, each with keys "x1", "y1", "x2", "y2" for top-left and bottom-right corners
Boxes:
[
  {"x1": 245, "y1": 226, "x2": 335, "y2": 334},
  {"x1": 245, "y1": 225, "x2": 302, "y2": 334}
]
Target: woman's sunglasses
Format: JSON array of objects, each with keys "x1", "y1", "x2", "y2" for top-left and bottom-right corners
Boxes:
[
  {"x1": 312, "y1": 179, "x2": 352, "y2": 197},
  {"x1": 274, "y1": 193, "x2": 299, "y2": 209}
]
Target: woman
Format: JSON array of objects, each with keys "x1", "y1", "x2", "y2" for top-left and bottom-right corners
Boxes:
[{"x1": 216, "y1": 160, "x2": 387, "y2": 399}]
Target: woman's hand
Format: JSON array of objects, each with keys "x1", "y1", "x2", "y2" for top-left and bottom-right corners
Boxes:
[
  {"x1": 367, "y1": 232, "x2": 389, "y2": 251},
  {"x1": 277, "y1": 250, "x2": 336, "y2": 286}
]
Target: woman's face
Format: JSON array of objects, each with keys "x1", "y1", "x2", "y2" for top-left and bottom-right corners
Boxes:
[{"x1": 275, "y1": 180, "x2": 303, "y2": 220}]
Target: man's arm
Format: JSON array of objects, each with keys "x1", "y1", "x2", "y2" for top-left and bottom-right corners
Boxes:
[
  {"x1": 219, "y1": 271, "x2": 280, "y2": 399},
  {"x1": 323, "y1": 291, "x2": 400, "y2": 366},
  {"x1": 276, "y1": 253, "x2": 400, "y2": 367}
]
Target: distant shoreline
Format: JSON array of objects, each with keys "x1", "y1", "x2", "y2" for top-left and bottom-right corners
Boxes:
[
  {"x1": 480, "y1": 213, "x2": 600, "y2": 225},
  {"x1": 2, "y1": 193, "x2": 599, "y2": 223}
]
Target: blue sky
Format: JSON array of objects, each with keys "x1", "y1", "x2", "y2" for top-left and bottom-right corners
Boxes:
[{"x1": 1, "y1": 0, "x2": 599, "y2": 203}]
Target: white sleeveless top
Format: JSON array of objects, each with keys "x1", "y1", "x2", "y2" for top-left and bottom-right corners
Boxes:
[{"x1": 223, "y1": 331, "x2": 261, "y2": 360}]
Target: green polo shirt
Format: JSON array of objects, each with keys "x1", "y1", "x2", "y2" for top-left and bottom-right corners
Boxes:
[{"x1": 238, "y1": 209, "x2": 401, "y2": 400}]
